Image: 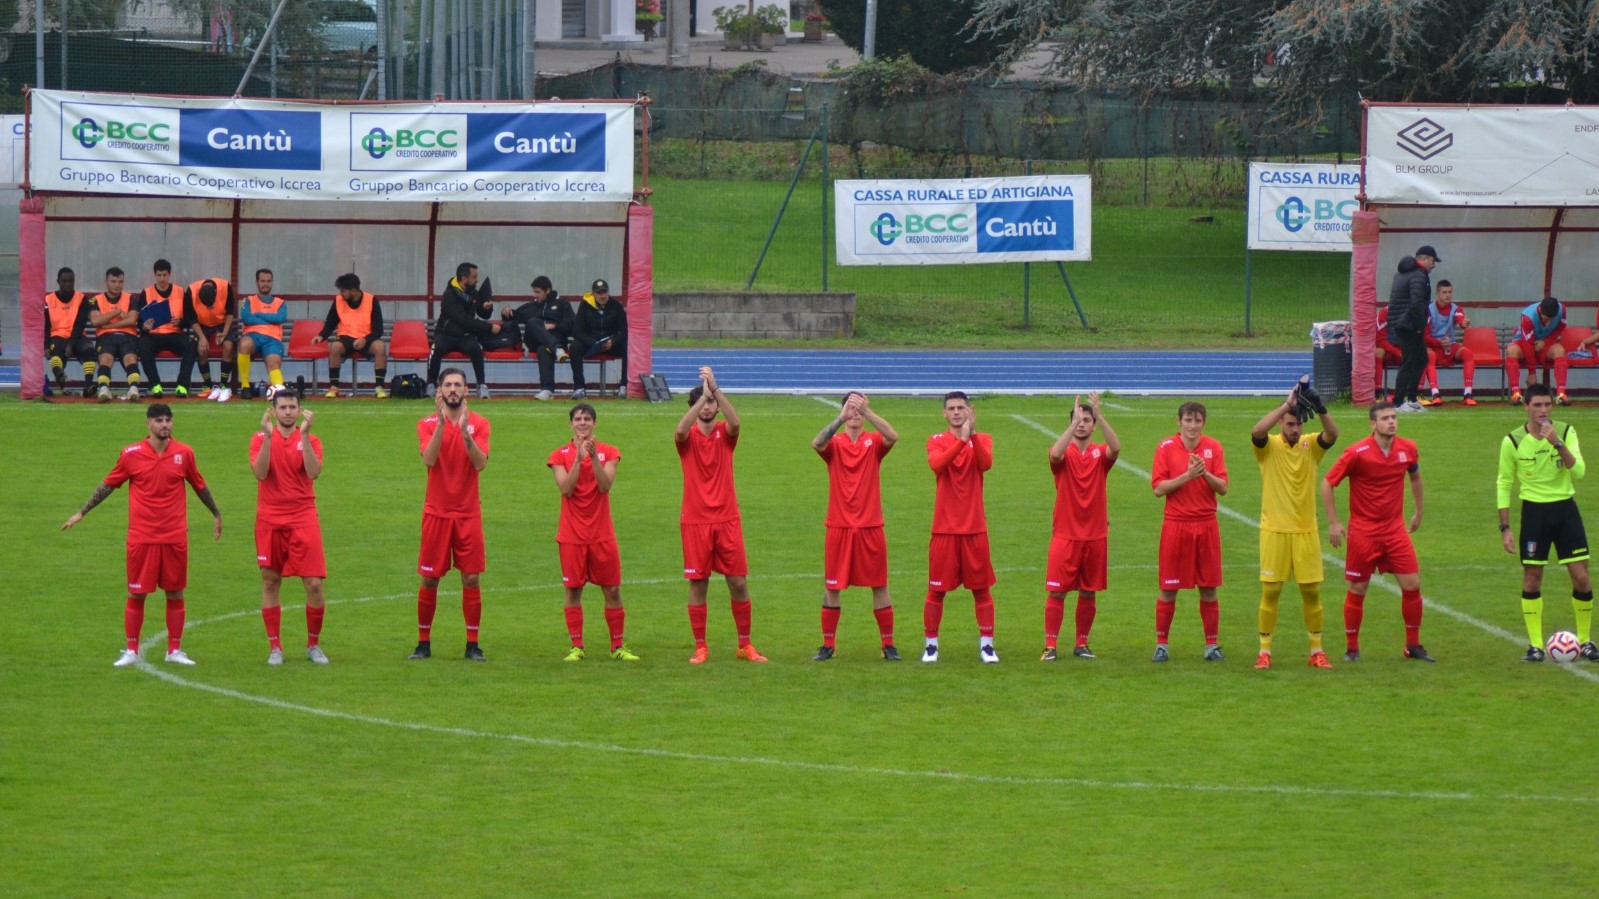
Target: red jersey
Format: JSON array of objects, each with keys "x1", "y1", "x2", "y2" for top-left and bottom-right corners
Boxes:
[
  {"x1": 547, "y1": 441, "x2": 620, "y2": 543},
  {"x1": 820, "y1": 431, "x2": 893, "y2": 528},
  {"x1": 418, "y1": 412, "x2": 491, "y2": 519},
  {"x1": 1051, "y1": 441, "x2": 1115, "y2": 540},
  {"x1": 927, "y1": 431, "x2": 992, "y2": 535},
  {"x1": 1151, "y1": 434, "x2": 1227, "y2": 521},
  {"x1": 1324, "y1": 435, "x2": 1419, "y2": 534},
  {"x1": 677, "y1": 422, "x2": 740, "y2": 524},
  {"x1": 250, "y1": 429, "x2": 322, "y2": 528},
  {"x1": 104, "y1": 438, "x2": 207, "y2": 545}
]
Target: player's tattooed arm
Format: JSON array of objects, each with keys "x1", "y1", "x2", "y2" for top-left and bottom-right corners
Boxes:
[
  {"x1": 76, "y1": 483, "x2": 115, "y2": 518},
  {"x1": 196, "y1": 486, "x2": 221, "y2": 519},
  {"x1": 812, "y1": 414, "x2": 846, "y2": 452}
]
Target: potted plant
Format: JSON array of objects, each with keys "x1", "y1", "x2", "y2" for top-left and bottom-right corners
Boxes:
[
  {"x1": 635, "y1": 0, "x2": 663, "y2": 40},
  {"x1": 751, "y1": 3, "x2": 786, "y2": 49},
  {"x1": 802, "y1": 10, "x2": 826, "y2": 42},
  {"x1": 712, "y1": 5, "x2": 750, "y2": 49}
]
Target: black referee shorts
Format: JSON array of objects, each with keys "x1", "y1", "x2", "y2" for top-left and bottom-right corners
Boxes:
[{"x1": 1519, "y1": 498, "x2": 1590, "y2": 566}]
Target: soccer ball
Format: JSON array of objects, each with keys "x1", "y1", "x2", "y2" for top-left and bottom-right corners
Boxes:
[{"x1": 1546, "y1": 630, "x2": 1580, "y2": 663}]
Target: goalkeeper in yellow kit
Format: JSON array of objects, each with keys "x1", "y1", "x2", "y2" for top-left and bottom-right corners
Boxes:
[
  {"x1": 1250, "y1": 378, "x2": 1339, "y2": 670},
  {"x1": 1497, "y1": 382, "x2": 1598, "y2": 662}
]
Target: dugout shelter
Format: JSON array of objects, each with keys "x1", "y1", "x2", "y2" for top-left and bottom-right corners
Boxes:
[
  {"x1": 16, "y1": 89, "x2": 654, "y2": 400},
  {"x1": 1352, "y1": 102, "x2": 1599, "y2": 405}
]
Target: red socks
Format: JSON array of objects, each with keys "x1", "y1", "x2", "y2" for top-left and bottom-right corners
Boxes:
[
  {"x1": 873, "y1": 605, "x2": 894, "y2": 646},
  {"x1": 1074, "y1": 594, "x2": 1096, "y2": 647},
  {"x1": 1402, "y1": 588, "x2": 1424, "y2": 645},
  {"x1": 820, "y1": 605, "x2": 841, "y2": 647},
  {"x1": 730, "y1": 599, "x2": 753, "y2": 646},
  {"x1": 688, "y1": 603, "x2": 708, "y2": 647},
  {"x1": 924, "y1": 590, "x2": 946, "y2": 639},
  {"x1": 1044, "y1": 596, "x2": 1066, "y2": 648},
  {"x1": 604, "y1": 607, "x2": 625, "y2": 650},
  {"x1": 165, "y1": 599, "x2": 185, "y2": 652},
  {"x1": 262, "y1": 605, "x2": 283, "y2": 650},
  {"x1": 417, "y1": 585, "x2": 438, "y2": 642},
  {"x1": 306, "y1": 605, "x2": 323, "y2": 647},
  {"x1": 1556, "y1": 357, "x2": 1570, "y2": 393},
  {"x1": 1155, "y1": 598, "x2": 1176, "y2": 642},
  {"x1": 1199, "y1": 599, "x2": 1220, "y2": 646},
  {"x1": 973, "y1": 589, "x2": 995, "y2": 638},
  {"x1": 1344, "y1": 590, "x2": 1365, "y2": 652},
  {"x1": 564, "y1": 606, "x2": 585, "y2": 648},
  {"x1": 124, "y1": 596, "x2": 145, "y2": 651},
  {"x1": 462, "y1": 586, "x2": 482, "y2": 642}
]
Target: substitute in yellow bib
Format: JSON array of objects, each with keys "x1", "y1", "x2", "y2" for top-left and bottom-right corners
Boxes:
[{"x1": 1250, "y1": 380, "x2": 1339, "y2": 670}]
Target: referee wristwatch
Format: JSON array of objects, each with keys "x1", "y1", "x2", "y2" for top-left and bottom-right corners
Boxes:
[{"x1": 1499, "y1": 523, "x2": 1511, "y2": 532}]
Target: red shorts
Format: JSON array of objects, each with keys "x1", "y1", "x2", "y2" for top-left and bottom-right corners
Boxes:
[
  {"x1": 559, "y1": 539, "x2": 621, "y2": 588},
  {"x1": 127, "y1": 542, "x2": 187, "y2": 594},
  {"x1": 928, "y1": 532, "x2": 995, "y2": 592},
  {"x1": 1510, "y1": 338, "x2": 1554, "y2": 365},
  {"x1": 418, "y1": 513, "x2": 486, "y2": 577},
  {"x1": 1159, "y1": 518, "x2": 1223, "y2": 590},
  {"x1": 681, "y1": 519, "x2": 748, "y2": 579},
  {"x1": 1342, "y1": 527, "x2": 1418, "y2": 581},
  {"x1": 1046, "y1": 536, "x2": 1108, "y2": 593},
  {"x1": 1378, "y1": 337, "x2": 1405, "y2": 360},
  {"x1": 824, "y1": 526, "x2": 888, "y2": 589},
  {"x1": 255, "y1": 521, "x2": 327, "y2": 579}
]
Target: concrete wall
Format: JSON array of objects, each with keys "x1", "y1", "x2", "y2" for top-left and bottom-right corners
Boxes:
[{"x1": 654, "y1": 292, "x2": 854, "y2": 339}]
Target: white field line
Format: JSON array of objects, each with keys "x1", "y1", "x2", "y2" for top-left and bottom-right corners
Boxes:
[{"x1": 1011, "y1": 414, "x2": 1599, "y2": 685}]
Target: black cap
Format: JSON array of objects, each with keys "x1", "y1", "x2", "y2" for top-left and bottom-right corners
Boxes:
[
  {"x1": 591, "y1": 278, "x2": 610, "y2": 293},
  {"x1": 1415, "y1": 245, "x2": 1441, "y2": 262}
]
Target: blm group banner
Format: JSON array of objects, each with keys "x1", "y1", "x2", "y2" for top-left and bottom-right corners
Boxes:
[
  {"x1": 27, "y1": 90, "x2": 635, "y2": 203},
  {"x1": 834, "y1": 175, "x2": 1090, "y2": 265},
  {"x1": 1246, "y1": 162, "x2": 1361, "y2": 252},
  {"x1": 1367, "y1": 104, "x2": 1599, "y2": 206}
]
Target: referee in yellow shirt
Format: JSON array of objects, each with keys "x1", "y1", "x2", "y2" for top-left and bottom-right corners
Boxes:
[
  {"x1": 1497, "y1": 382, "x2": 1598, "y2": 662},
  {"x1": 1250, "y1": 381, "x2": 1339, "y2": 670}
]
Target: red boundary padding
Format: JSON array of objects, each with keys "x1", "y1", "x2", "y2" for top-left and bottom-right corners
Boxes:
[
  {"x1": 19, "y1": 197, "x2": 45, "y2": 400},
  {"x1": 1350, "y1": 210, "x2": 1380, "y2": 406},
  {"x1": 624, "y1": 204, "x2": 654, "y2": 400}
]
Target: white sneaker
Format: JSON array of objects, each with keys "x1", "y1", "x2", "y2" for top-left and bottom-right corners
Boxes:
[
  {"x1": 113, "y1": 648, "x2": 141, "y2": 667},
  {"x1": 97, "y1": 385, "x2": 113, "y2": 402},
  {"x1": 214, "y1": 387, "x2": 233, "y2": 403},
  {"x1": 535, "y1": 389, "x2": 554, "y2": 401},
  {"x1": 123, "y1": 385, "x2": 140, "y2": 401},
  {"x1": 267, "y1": 647, "x2": 284, "y2": 666},
  {"x1": 307, "y1": 645, "x2": 330, "y2": 665},
  {"x1": 164, "y1": 649, "x2": 196, "y2": 666},
  {"x1": 202, "y1": 386, "x2": 218, "y2": 400},
  {"x1": 922, "y1": 643, "x2": 939, "y2": 663},
  {"x1": 477, "y1": 384, "x2": 490, "y2": 400},
  {"x1": 571, "y1": 388, "x2": 588, "y2": 401},
  {"x1": 556, "y1": 350, "x2": 570, "y2": 362},
  {"x1": 980, "y1": 644, "x2": 1000, "y2": 664}
]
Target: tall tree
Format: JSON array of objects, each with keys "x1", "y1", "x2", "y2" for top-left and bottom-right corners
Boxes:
[{"x1": 818, "y1": 0, "x2": 1019, "y2": 74}]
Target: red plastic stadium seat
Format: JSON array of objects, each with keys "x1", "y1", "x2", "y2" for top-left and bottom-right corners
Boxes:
[
  {"x1": 1461, "y1": 326, "x2": 1505, "y2": 396},
  {"x1": 387, "y1": 320, "x2": 431, "y2": 361},
  {"x1": 286, "y1": 320, "x2": 330, "y2": 388},
  {"x1": 1560, "y1": 326, "x2": 1596, "y2": 366}
]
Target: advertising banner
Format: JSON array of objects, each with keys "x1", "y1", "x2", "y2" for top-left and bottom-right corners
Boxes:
[
  {"x1": 0, "y1": 114, "x2": 27, "y2": 185},
  {"x1": 834, "y1": 175, "x2": 1091, "y2": 265},
  {"x1": 27, "y1": 90, "x2": 635, "y2": 202},
  {"x1": 1367, "y1": 105, "x2": 1599, "y2": 206},
  {"x1": 1246, "y1": 162, "x2": 1361, "y2": 252}
]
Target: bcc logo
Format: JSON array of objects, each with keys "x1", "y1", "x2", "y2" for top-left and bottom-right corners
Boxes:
[
  {"x1": 361, "y1": 126, "x2": 459, "y2": 159},
  {"x1": 1276, "y1": 195, "x2": 1356, "y2": 234},
  {"x1": 869, "y1": 211, "x2": 969, "y2": 246},
  {"x1": 72, "y1": 117, "x2": 170, "y2": 149}
]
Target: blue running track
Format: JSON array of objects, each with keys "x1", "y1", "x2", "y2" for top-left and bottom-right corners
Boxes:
[{"x1": 2, "y1": 349, "x2": 1310, "y2": 396}]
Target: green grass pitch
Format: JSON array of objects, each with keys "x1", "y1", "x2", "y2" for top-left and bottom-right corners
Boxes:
[{"x1": 3, "y1": 392, "x2": 1597, "y2": 896}]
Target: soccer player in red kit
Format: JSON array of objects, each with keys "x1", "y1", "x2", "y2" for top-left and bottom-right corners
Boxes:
[
  {"x1": 811, "y1": 391, "x2": 901, "y2": 661},
  {"x1": 410, "y1": 368, "x2": 492, "y2": 661},
  {"x1": 1319, "y1": 401, "x2": 1433, "y2": 662},
  {"x1": 62, "y1": 403, "x2": 222, "y2": 667},
  {"x1": 1043, "y1": 392, "x2": 1120, "y2": 661},
  {"x1": 923, "y1": 391, "x2": 999, "y2": 664},
  {"x1": 1151, "y1": 401, "x2": 1229, "y2": 662},
  {"x1": 549, "y1": 403, "x2": 638, "y2": 662},
  {"x1": 251, "y1": 390, "x2": 329, "y2": 665},
  {"x1": 676, "y1": 365, "x2": 766, "y2": 664}
]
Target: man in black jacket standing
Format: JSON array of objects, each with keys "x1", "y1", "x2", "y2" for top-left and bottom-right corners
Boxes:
[
  {"x1": 1388, "y1": 245, "x2": 1439, "y2": 413},
  {"x1": 428, "y1": 261, "x2": 501, "y2": 399},
  {"x1": 503, "y1": 275, "x2": 574, "y2": 401},
  {"x1": 570, "y1": 279, "x2": 627, "y2": 401}
]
